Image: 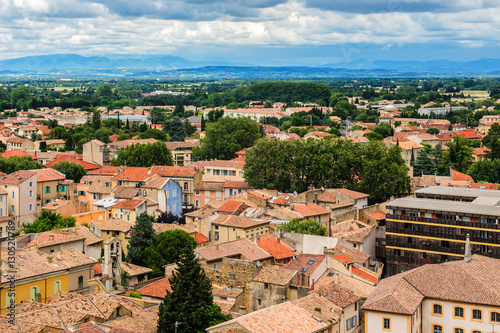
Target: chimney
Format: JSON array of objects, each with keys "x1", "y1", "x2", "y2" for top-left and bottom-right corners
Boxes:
[
  {"x1": 49, "y1": 234, "x2": 54, "y2": 241},
  {"x1": 311, "y1": 279, "x2": 315, "y2": 291},
  {"x1": 313, "y1": 307, "x2": 321, "y2": 319},
  {"x1": 334, "y1": 272, "x2": 339, "y2": 284},
  {"x1": 47, "y1": 256, "x2": 52, "y2": 263},
  {"x1": 464, "y1": 233, "x2": 472, "y2": 263},
  {"x1": 277, "y1": 238, "x2": 280, "y2": 243}
]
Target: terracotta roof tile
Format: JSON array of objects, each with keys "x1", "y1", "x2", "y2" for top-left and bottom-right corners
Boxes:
[
  {"x1": 256, "y1": 233, "x2": 295, "y2": 260},
  {"x1": 282, "y1": 254, "x2": 327, "y2": 277},
  {"x1": 293, "y1": 203, "x2": 329, "y2": 217},
  {"x1": 335, "y1": 188, "x2": 369, "y2": 200},
  {"x1": 318, "y1": 190, "x2": 336, "y2": 203},
  {"x1": 217, "y1": 200, "x2": 244, "y2": 213},
  {"x1": 47, "y1": 155, "x2": 101, "y2": 171},
  {"x1": 136, "y1": 276, "x2": 172, "y2": 298},
  {"x1": 212, "y1": 215, "x2": 270, "y2": 229},
  {"x1": 253, "y1": 266, "x2": 297, "y2": 285},
  {"x1": 309, "y1": 283, "x2": 360, "y2": 308},
  {"x1": 0, "y1": 170, "x2": 35, "y2": 185},
  {"x1": 0, "y1": 149, "x2": 37, "y2": 159},
  {"x1": 112, "y1": 199, "x2": 145, "y2": 210},
  {"x1": 113, "y1": 186, "x2": 141, "y2": 199},
  {"x1": 198, "y1": 238, "x2": 272, "y2": 262},
  {"x1": 149, "y1": 165, "x2": 196, "y2": 178},
  {"x1": 121, "y1": 262, "x2": 153, "y2": 277}
]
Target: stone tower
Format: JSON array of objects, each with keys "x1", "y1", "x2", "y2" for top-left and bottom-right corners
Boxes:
[{"x1": 103, "y1": 238, "x2": 122, "y2": 286}]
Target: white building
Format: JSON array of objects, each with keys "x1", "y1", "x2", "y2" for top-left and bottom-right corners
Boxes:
[{"x1": 363, "y1": 248, "x2": 500, "y2": 333}]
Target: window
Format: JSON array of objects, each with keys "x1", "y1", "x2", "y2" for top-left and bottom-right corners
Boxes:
[
  {"x1": 93, "y1": 193, "x2": 102, "y2": 200},
  {"x1": 126, "y1": 215, "x2": 130, "y2": 222},
  {"x1": 205, "y1": 190, "x2": 210, "y2": 197},
  {"x1": 11, "y1": 191, "x2": 14, "y2": 199},
  {"x1": 173, "y1": 189, "x2": 177, "y2": 197},
  {"x1": 214, "y1": 231, "x2": 219, "y2": 240},
  {"x1": 29, "y1": 181, "x2": 33, "y2": 187},
  {"x1": 454, "y1": 306, "x2": 464, "y2": 319},
  {"x1": 59, "y1": 185, "x2": 66, "y2": 192},
  {"x1": 195, "y1": 190, "x2": 200, "y2": 196},
  {"x1": 441, "y1": 240, "x2": 449, "y2": 247},
  {"x1": 213, "y1": 264, "x2": 217, "y2": 270},
  {"x1": 433, "y1": 325, "x2": 442, "y2": 333},
  {"x1": 433, "y1": 304, "x2": 443, "y2": 316},
  {"x1": 195, "y1": 200, "x2": 200, "y2": 207},
  {"x1": 229, "y1": 274, "x2": 235, "y2": 280},
  {"x1": 45, "y1": 186, "x2": 51, "y2": 194},
  {"x1": 383, "y1": 318, "x2": 391, "y2": 330},
  {"x1": 54, "y1": 281, "x2": 61, "y2": 293},
  {"x1": 472, "y1": 331, "x2": 482, "y2": 333},
  {"x1": 78, "y1": 276, "x2": 84, "y2": 289},
  {"x1": 173, "y1": 204, "x2": 176, "y2": 212},
  {"x1": 223, "y1": 170, "x2": 228, "y2": 176},
  {"x1": 28, "y1": 190, "x2": 33, "y2": 198},
  {"x1": 214, "y1": 170, "x2": 220, "y2": 175},
  {"x1": 453, "y1": 329, "x2": 463, "y2": 333},
  {"x1": 30, "y1": 286, "x2": 40, "y2": 301},
  {"x1": 472, "y1": 309, "x2": 482, "y2": 321},
  {"x1": 6, "y1": 292, "x2": 14, "y2": 308},
  {"x1": 404, "y1": 223, "x2": 415, "y2": 230},
  {"x1": 491, "y1": 311, "x2": 500, "y2": 322},
  {"x1": 407, "y1": 237, "x2": 412, "y2": 244},
  {"x1": 183, "y1": 194, "x2": 187, "y2": 202},
  {"x1": 10, "y1": 205, "x2": 15, "y2": 213},
  {"x1": 44, "y1": 199, "x2": 50, "y2": 204},
  {"x1": 481, "y1": 230, "x2": 488, "y2": 238},
  {"x1": 229, "y1": 189, "x2": 233, "y2": 196},
  {"x1": 184, "y1": 182, "x2": 188, "y2": 190},
  {"x1": 0, "y1": 208, "x2": 3, "y2": 216},
  {"x1": 78, "y1": 191, "x2": 86, "y2": 196},
  {"x1": 166, "y1": 191, "x2": 170, "y2": 199},
  {"x1": 239, "y1": 171, "x2": 243, "y2": 176},
  {"x1": 481, "y1": 245, "x2": 488, "y2": 253},
  {"x1": 29, "y1": 204, "x2": 33, "y2": 212},
  {"x1": 105, "y1": 182, "x2": 111, "y2": 188},
  {"x1": 394, "y1": 249, "x2": 401, "y2": 256},
  {"x1": 264, "y1": 283, "x2": 269, "y2": 289},
  {"x1": 258, "y1": 299, "x2": 261, "y2": 306}
]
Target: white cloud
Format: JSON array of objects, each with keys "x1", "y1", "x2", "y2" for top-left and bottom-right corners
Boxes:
[{"x1": 0, "y1": 0, "x2": 498, "y2": 61}]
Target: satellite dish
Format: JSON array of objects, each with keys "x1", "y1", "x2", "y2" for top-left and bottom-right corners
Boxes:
[{"x1": 256, "y1": 261, "x2": 261, "y2": 267}]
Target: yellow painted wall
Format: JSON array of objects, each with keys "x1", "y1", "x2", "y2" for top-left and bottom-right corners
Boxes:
[{"x1": 0, "y1": 273, "x2": 69, "y2": 315}]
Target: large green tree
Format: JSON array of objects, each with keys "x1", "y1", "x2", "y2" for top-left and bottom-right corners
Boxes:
[
  {"x1": 51, "y1": 161, "x2": 87, "y2": 183},
  {"x1": 243, "y1": 138, "x2": 410, "y2": 203},
  {"x1": 278, "y1": 218, "x2": 327, "y2": 236},
  {"x1": 163, "y1": 116, "x2": 187, "y2": 142},
  {"x1": 22, "y1": 210, "x2": 76, "y2": 234},
  {"x1": 156, "y1": 247, "x2": 230, "y2": 333},
  {"x1": 443, "y1": 136, "x2": 473, "y2": 173},
  {"x1": 412, "y1": 149, "x2": 436, "y2": 176},
  {"x1": 193, "y1": 117, "x2": 262, "y2": 161},
  {"x1": 144, "y1": 230, "x2": 197, "y2": 274},
  {"x1": 0, "y1": 156, "x2": 45, "y2": 174},
  {"x1": 482, "y1": 123, "x2": 500, "y2": 160},
  {"x1": 126, "y1": 213, "x2": 157, "y2": 267},
  {"x1": 111, "y1": 141, "x2": 174, "y2": 167}
]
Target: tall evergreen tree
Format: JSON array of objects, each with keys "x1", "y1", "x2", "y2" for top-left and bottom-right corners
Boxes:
[
  {"x1": 126, "y1": 213, "x2": 156, "y2": 266},
  {"x1": 410, "y1": 147, "x2": 415, "y2": 166},
  {"x1": 125, "y1": 118, "x2": 130, "y2": 130},
  {"x1": 157, "y1": 248, "x2": 230, "y2": 333},
  {"x1": 413, "y1": 149, "x2": 436, "y2": 176},
  {"x1": 200, "y1": 115, "x2": 205, "y2": 132}
]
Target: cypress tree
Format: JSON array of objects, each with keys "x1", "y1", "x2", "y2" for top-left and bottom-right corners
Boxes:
[
  {"x1": 126, "y1": 213, "x2": 156, "y2": 266},
  {"x1": 157, "y1": 248, "x2": 230, "y2": 333},
  {"x1": 201, "y1": 115, "x2": 205, "y2": 131}
]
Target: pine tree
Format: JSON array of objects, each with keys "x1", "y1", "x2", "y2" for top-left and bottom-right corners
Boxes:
[
  {"x1": 157, "y1": 248, "x2": 230, "y2": 333},
  {"x1": 125, "y1": 118, "x2": 130, "y2": 130},
  {"x1": 201, "y1": 115, "x2": 205, "y2": 131},
  {"x1": 410, "y1": 147, "x2": 415, "y2": 166},
  {"x1": 126, "y1": 213, "x2": 156, "y2": 266}
]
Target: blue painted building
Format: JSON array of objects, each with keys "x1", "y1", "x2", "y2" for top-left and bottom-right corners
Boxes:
[{"x1": 142, "y1": 177, "x2": 183, "y2": 216}]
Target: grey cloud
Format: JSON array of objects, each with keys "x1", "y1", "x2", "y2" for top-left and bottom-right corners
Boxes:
[{"x1": 303, "y1": 0, "x2": 496, "y2": 14}]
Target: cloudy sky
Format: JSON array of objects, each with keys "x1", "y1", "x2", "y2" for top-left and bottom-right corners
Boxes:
[{"x1": 1, "y1": 0, "x2": 499, "y2": 65}]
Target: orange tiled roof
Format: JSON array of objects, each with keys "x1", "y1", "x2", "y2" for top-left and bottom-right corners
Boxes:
[
  {"x1": 257, "y1": 233, "x2": 295, "y2": 260},
  {"x1": 32, "y1": 168, "x2": 65, "y2": 182},
  {"x1": 217, "y1": 200, "x2": 244, "y2": 213},
  {"x1": 112, "y1": 199, "x2": 145, "y2": 210},
  {"x1": 111, "y1": 167, "x2": 152, "y2": 182},
  {"x1": 136, "y1": 276, "x2": 172, "y2": 298},
  {"x1": 0, "y1": 149, "x2": 37, "y2": 159},
  {"x1": 293, "y1": 203, "x2": 329, "y2": 217},
  {"x1": 282, "y1": 253, "x2": 327, "y2": 277},
  {"x1": 47, "y1": 155, "x2": 101, "y2": 171}
]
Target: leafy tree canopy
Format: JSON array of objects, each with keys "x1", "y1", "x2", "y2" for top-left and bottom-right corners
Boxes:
[
  {"x1": 51, "y1": 161, "x2": 87, "y2": 183},
  {"x1": 278, "y1": 218, "x2": 327, "y2": 236},
  {"x1": 0, "y1": 156, "x2": 45, "y2": 174},
  {"x1": 144, "y1": 230, "x2": 197, "y2": 274},
  {"x1": 22, "y1": 210, "x2": 76, "y2": 234},
  {"x1": 111, "y1": 141, "x2": 173, "y2": 167},
  {"x1": 193, "y1": 117, "x2": 262, "y2": 161}
]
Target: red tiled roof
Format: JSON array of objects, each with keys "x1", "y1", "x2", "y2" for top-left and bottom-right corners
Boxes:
[
  {"x1": 6, "y1": 137, "x2": 28, "y2": 143},
  {"x1": 453, "y1": 130, "x2": 480, "y2": 140},
  {"x1": 257, "y1": 233, "x2": 295, "y2": 260},
  {"x1": 352, "y1": 265, "x2": 378, "y2": 283},
  {"x1": 32, "y1": 168, "x2": 65, "y2": 182},
  {"x1": 136, "y1": 276, "x2": 172, "y2": 299},
  {"x1": 212, "y1": 215, "x2": 270, "y2": 229},
  {"x1": 88, "y1": 166, "x2": 121, "y2": 175},
  {"x1": 112, "y1": 199, "x2": 144, "y2": 210},
  {"x1": 336, "y1": 188, "x2": 369, "y2": 200},
  {"x1": 365, "y1": 211, "x2": 386, "y2": 220},
  {"x1": 217, "y1": 200, "x2": 244, "y2": 213},
  {"x1": 282, "y1": 254, "x2": 327, "y2": 277},
  {"x1": 248, "y1": 190, "x2": 272, "y2": 200},
  {"x1": 149, "y1": 165, "x2": 196, "y2": 178},
  {"x1": 333, "y1": 254, "x2": 355, "y2": 264},
  {"x1": 94, "y1": 264, "x2": 102, "y2": 275},
  {"x1": 109, "y1": 134, "x2": 119, "y2": 142},
  {"x1": 47, "y1": 155, "x2": 101, "y2": 171},
  {"x1": 111, "y1": 167, "x2": 152, "y2": 182},
  {"x1": 0, "y1": 149, "x2": 37, "y2": 159},
  {"x1": 223, "y1": 180, "x2": 252, "y2": 189},
  {"x1": 195, "y1": 232, "x2": 209, "y2": 244},
  {"x1": 293, "y1": 203, "x2": 329, "y2": 217},
  {"x1": 450, "y1": 169, "x2": 474, "y2": 182}
]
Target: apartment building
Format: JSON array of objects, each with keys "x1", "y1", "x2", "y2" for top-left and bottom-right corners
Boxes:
[
  {"x1": 32, "y1": 168, "x2": 73, "y2": 214},
  {"x1": 0, "y1": 170, "x2": 37, "y2": 228},
  {"x1": 385, "y1": 186, "x2": 500, "y2": 276},
  {"x1": 363, "y1": 254, "x2": 500, "y2": 333}
]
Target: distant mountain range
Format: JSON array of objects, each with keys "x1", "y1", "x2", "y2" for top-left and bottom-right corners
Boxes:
[{"x1": 2, "y1": 54, "x2": 500, "y2": 77}]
